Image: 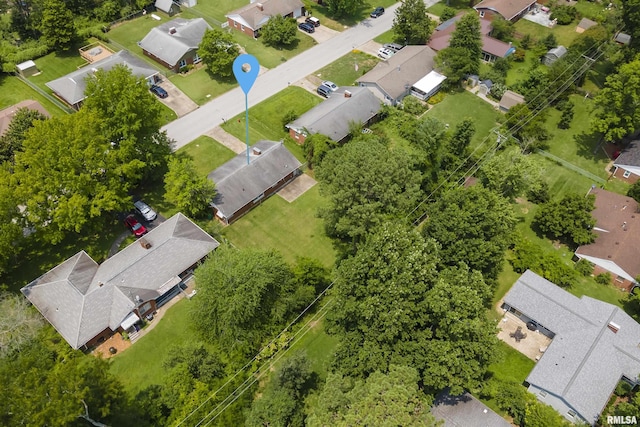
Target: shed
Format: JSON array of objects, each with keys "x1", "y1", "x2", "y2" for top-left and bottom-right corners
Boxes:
[
  {"x1": 16, "y1": 60, "x2": 38, "y2": 77},
  {"x1": 478, "y1": 79, "x2": 493, "y2": 95},
  {"x1": 499, "y1": 90, "x2": 525, "y2": 112},
  {"x1": 576, "y1": 18, "x2": 597, "y2": 34},
  {"x1": 410, "y1": 70, "x2": 447, "y2": 101},
  {"x1": 543, "y1": 45, "x2": 567, "y2": 66},
  {"x1": 155, "y1": 0, "x2": 180, "y2": 15},
  {"x1": 615, "y1": 32, "x2": 631, "y2": 45}
]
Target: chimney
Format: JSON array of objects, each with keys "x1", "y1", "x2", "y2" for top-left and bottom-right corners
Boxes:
[
  {"x1": 98, "y1": 282, "x2": 104, "y2": 287},
  {"x1": 252, "y1": 147, "x2": 262, "y2": 155},
  {"x1": 139, "y1": 238, "x2": 151, "y2": 249},
  {"x1": 169, "y1": 27, "x2": 177, "y2": 35},
  {"x1": 608, "y1": 322, "x2": 620, "y2": 333},
  {"x1": 256, "y1": 2, "x2": 263, "y2": 10},
  {"x1": 344, "y1": 90, "x2": 352, "y2": 98}
]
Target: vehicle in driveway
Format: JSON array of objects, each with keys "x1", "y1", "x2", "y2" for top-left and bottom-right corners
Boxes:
[
  {"x1": 298, "y1": 22, "x2": 315, "y2": 33},
  {"x1": 134, "y1": 199, "x2": 157, "y2": 221},
  {"x1": 124, "y1": 214, "x2": 147, "y2": 237},
  {"x1": 322, "y1": 81, "x2": 338, "y2": 92},
  {"x1": 370, "y1": 6, "x2": 384, "y2": 18},
  {"x1": 384, "y1": 43, "x2": 405, "y2": 52},
  {"x1": 317, "y1": 84, "x2": 332, "y2": 98},
  {"x1": 150, "y1": 84, "x2": 168, "y2": 99},
  {"x1": 378, "y1": 47, "x2": 394, "y2": 60},
  {"x1": 306, "y1": 17, "x2": 320, "y2": 27}
]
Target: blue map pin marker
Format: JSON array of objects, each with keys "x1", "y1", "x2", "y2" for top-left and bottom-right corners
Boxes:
[{"x1": 233, "y1": 54, "x2": 259, "y2": 95}]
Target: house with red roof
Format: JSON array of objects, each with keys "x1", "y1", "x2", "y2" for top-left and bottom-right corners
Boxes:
[{"x1": 473, "y1": 0, "x2": 537, "y2": 22}]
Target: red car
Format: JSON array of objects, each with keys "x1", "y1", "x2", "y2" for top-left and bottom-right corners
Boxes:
[{"x1": 124, "y1": 215, "x2": 147, "y2": 237}]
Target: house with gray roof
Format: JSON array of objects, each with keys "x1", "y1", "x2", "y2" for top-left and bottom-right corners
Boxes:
[
  {"x1": 226, "y1": 0, "x2": 304, "y2": 38},
  {"x1": 139, "y1": 18, "x2": 211, "y2": 71},
  {"x1": 286, "y1": 86, "x2": 381, "y2": 144},
  {"x1": 613, "y1": 140, "x2": 640, "y2": 183},
  {"x1": 46, "y1": 50, "x2": 159, "y2": 110},
  {"x1": 431, "y1": 391, "x2": 511, "y2": 427},
  {"x1": 357, "y1": 45, "x2": 437, "y2": 106},
  {"x1": 575, "y1": 187, "x2": 640, "y2": 291},
  {"x1": 208, "y1": 141, "x2": 301, "y2": 224},
  {"x1": 21, "y1": 213, "x2": 219, "y2": 350},
  {"x1": 502, "y1": 270, "x2": 640, "y2": 425}
]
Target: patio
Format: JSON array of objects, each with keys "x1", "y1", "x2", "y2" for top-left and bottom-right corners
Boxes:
[{"x1": 497, "y1": 311, "x2": 552, "y2": 361}]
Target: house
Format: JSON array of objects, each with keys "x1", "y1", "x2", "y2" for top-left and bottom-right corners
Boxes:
[
  {"x1": 615, "y1": 32, "x2": 631, "y2": 45},
  {"x1": 357, "y1": 45, "x2": 437, "y2": 106},
  {"x1": 21, "y1": 213, "x2": 220, "y2": 350},
  {"x1": 543, "y1": 45, "x2": 567, "y2": 66},
  {"x1": 155, "y1": 0, "x2": 179, "y2": 16},
  {"x1": 226, "y1": 0, "x2": 305, "y2": 38},
  {"x1": 576, "y1": 17, "x2": 597, "y2": 34},
  {"x1": 0, "y1": 100, "x2": 50, "y2": 137},
  {"x1": 286, "y1": 86, "x2": 381, "y2": 144},
  {"x1": 410, "y1": 70, "x2": 447, "y2": 101},
  {"x1": 499, "y1": 90, "x2": 525, "y2": 112},
  {"x1": 46, "y1": 50, "x2": 159, "y2": 110},
  {"x1": 431, "y1": 390, "x2": 511, "y2": 427},
  {"x1": 473, "y1": 0, "x2": 537, "y2": 22},
  {"x1": 503, "y1": 270, "x2": 640, "y2": 425},
  {"x1": 208, "y1": 141, "x2": 302, "y2": 224},
  {"x1": 428, "y1": 14, "x2": 516, "y2": 63},
  {"x1": 575, "y1": 187, "x2": 640, "y2": 291},
  {"x1": 612, "y1": 141, "x2": 640, "y2": 183},
  {"x1": 139, "y1": 18, "x2": 211, "y2": 72}
]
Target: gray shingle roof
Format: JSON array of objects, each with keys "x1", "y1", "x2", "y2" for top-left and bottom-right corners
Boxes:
[
  {"x1": 45, "y1": 50, "x2": 159, "y2": 106},
  {"x1": 138, "y1": 18, "x2": 211, "y2": 67},
  {"x1": 208, "y1": 141, "x2": 301, "y2": 220},
  {"x1": 155, "y1": 0, "x2": 175, "y2": 13},
  {"x1": 615, "y1": 140, "x2": 640, "y2": 168},
  {"x1": 357, "y1": 46, "x2": 437, "y2": 102},
  {"x1": 504, "y1": 270, "x2": 640, "y2": 425},
  {"x1": 431, "y1": 391, "x2": 511, "y2": 427},
  {"x1": 286, "y1": 86, "x2": 381, "y2": 142},
  {"x1": 21, "y1": 213, "x2": 219, "y2": 349},
  {"x1": 226, "y1": 0, "x2": 304, "y2": 31}
]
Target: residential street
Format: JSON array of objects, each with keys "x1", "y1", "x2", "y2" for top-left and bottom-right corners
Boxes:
[{"x1": 163, "y1": 0, "x2": 441, "y2": 149}]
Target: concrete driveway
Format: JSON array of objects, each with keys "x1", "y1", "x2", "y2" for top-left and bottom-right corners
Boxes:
[
  {"x1": 297, "y1": 18, "x2": 340, "y2": 44},
  {"x1": 155, "y1": 77, "x2": 198, "y2": 118}
]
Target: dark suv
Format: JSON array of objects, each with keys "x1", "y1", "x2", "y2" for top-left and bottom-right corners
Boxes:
[
  {"x1": 298, "y1": 22, "x2": 315, "y2": 33},
  {"x1": 149, "y1": 85, "x2": 168, "y2": 98},
  {"x1": 370, "y1": 6, "x2": 384, "y2": 18}
]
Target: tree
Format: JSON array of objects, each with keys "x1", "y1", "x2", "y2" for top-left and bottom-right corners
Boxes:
[
  {"x1": 316, "y1": 138, "x2": 423, "y2": 243},
  {"x1": 449, "y1": 118, "x2": 475, "y2": 156},
  {"x1": 0, "y1": 292, "x2": 44, "y2": 357},
  {"x1": 392, "y1": 0, "x2": 434, "y2": 45},
  {"x1": 164, "y1": 157, "x2": 216, "y2": 218},
  {"x1": 628, "y1": 180, "x2": 640, "y2": 203},
  {"x1": 591, "y1": 58, "x2": 640, "y2": 141},
  {"x1": 0, "y1": 107, "x2": 48, "y2": 163},
  {"x1": 480, "y1": 147, "x2": 543, "y2": 199},
  {"x1": 261, "y1": 15, "x2": 298, "y2": 47},
  {"x1": 490, "y1": 17, "x2": 514, "y2": 41},
  {"x1": 533, "y1": 193, "x2": 596, "y2": 246},
  {"x1": 191, "y1": 246, "x2": 294, "y2": 355},
  {"x1": 510, "y1": 237, "x2": 578, "y2": 288},
  {"x1": 423, "y1": 185, "x2": 517, "y2": 281},
  {"x1": 436, "y1": 12, "x2": 481, "y2": 83},
  {"x1": 307, "y1": 365, "x2": 440, "y2": 427},
  {"x1": 525, "y1": 400, "x2": 572, "y2": 427},
  {"x1": 550, "y1": 5, "x2": 577, "y2": 25},
  {"x1": 0, "y1": 167, "x2": 23, "y2": 275},
  {"x1": 541, "y1": 33, "x2": 557, "y2": 50},
  {"x1": 303, "y1": 133, "x2": 337, "y2": 169},
  {"x1": 440, "y1": 6, "x2": 456, "y2": 22},
  {"x1": 622, "y1": 0, "x2": 640, "y2": 51},
  {"x1": 40, "y1": 0, "x2": 76, "y2": 50},
  {"x1": 326, "y1": 0, "x2": 365, "y2": 17},
  {"x1": 198, "y1": 28, "x2": 239, "y2": 77},
  {"x1": 503, "y1": 103, "x2": 550, "y2": 151}
]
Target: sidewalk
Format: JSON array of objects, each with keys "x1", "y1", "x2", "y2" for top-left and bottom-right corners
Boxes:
[{"x1": 206, "y1": 126, "x2": 246, "y2": 154}]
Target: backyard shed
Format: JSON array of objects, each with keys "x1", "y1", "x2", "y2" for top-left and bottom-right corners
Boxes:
[
  {"x1": 543, "y1": 46, "x2": 567, "y2": 65},
  {"x1": 576, "y1": 18, "x2": 597, "y2": 33},
  {"x1": 16, "y1": 60, "x2": 38, "y2": 77}
]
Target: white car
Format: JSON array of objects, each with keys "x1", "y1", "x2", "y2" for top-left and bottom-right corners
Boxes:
[
  {"x1": 134, "y1": 200, "x2": 157, "y2": 222},
  {"x1": 378, "y1": 48, "x2": 394, "y2": 60},
  {"x1": 322, "y1": 81, "x2": 338, "y2": 92}
]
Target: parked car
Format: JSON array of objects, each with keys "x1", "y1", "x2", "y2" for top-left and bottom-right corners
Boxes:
[
  {"x1": 378, "y1": 47, "x2": 394, "y2": 60},
  {"x1": 298, "y1": 22, "x2": 315, "y2": 33},
  {"x1": 124, "y1": 214, "x2": 147, "y2": 237},
  {"x1": 370, "y1": 6, "x2": 385, "y2": 18},
  {"x1": 149, "y1": 84, "x2": 168, "y2": 99},
  {"x1": 322, "y1": 81, "x2": 338, "y2": 92},
  {"x1": 134, "y1": 199, "x2": 157, "y2": 221},
  {"x1": 317, "y1": 84, "x2": 333, "y2": 98},
  {"x1": 305, "y1": 16, "x2": 320, "y2": 27},
  {"x1": 384, "y1": 43, "x2": 405, "y2": 52}
]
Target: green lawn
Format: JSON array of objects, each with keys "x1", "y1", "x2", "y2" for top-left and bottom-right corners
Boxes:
[
  {"x1": 106, "y1": 13, "x2": 171, "y2": 62},
  {"x1": 488, "y1": 340, "x2": 535, "y2": 384},
  {"x1": 230, "y1": 30, "x2": 317, "y2": 70},
  {"x1": 314, "y1": 51, "x2": 379, "y2": 86},
  {"x1": 427, "y1": 0, "x2": 472, "y2": 16},
  {"x1": 177, "y1": 135, "x2": 236, "y2": 177},
  {"x1": 221, "y1": 86, "x2": 322, "y2": 148},
  {"x1": 189, "y1": 0, "x2": 247, "y2": 23},
  {"x1": 373, "y1": 29, "x2": 395, "y2": 44},
  {"x1": 287, "y1": 318, "x2": 339, "y2": 382},
  {"x1": 505, "y1": 51, "x2": 541, "y2": 87},
  {"x1": 514, "y1": 19, "x2": 579, "y2": 47},
  {"x1": 0, "y1": 75, "x2": 67, "y2": 116},
  {"x1": 168, "y1": 69, "x2": 237, "y2": 106},
  {"x1": 28, "y1": 49, "x2": 88, "y2": 94},
  {"x1": 223, "y1": 184, "x2": 336, "y2": 268}
]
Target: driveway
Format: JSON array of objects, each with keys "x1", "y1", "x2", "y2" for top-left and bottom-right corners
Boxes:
[
  {"x1": 156, "y1": 77, "x2": 198, "y2": 118},
  {"x1": 162, "y1": 0, "x2": 443, "y2": 149},
  {"x1": 297, "y1": 18, "x2": 340, "y2": 44}
]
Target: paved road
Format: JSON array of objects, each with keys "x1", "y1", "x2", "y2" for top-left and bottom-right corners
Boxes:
[{"x1": 163, "y1": 1, "x2": 440, "y2": 149}]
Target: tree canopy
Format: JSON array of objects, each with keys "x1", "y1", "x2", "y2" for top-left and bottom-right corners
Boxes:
[
  {"x1": 436, "y1": 12, "x2": 481, "y2": 84},
  {"x1": 392, "y1": 0, "x2": 434, "y2": 45},
  {"x1": 164, "y1": 157, "x2": 216, "y2": 218},
  {"x1": 480, "y1": 147, "x2": 543, "y2": 199},
  {"x1": 0, "y1": 107, "x2": 48, "y2": 164},
  {"x1": 533, "y1": 193, "x2": 596, "y2": 246},
  {"x1": 261, "y1": 15, "x2": 298, "y2": 47},
  {"x1": 40, "y1": 0, "x2": 76, "y2": 50},
  {"x1": 198, "y1": 29, "x2": 240, "y2": 77},
  {"x1": 326, "y1": 0, "x2": 365, "y2": 17}
]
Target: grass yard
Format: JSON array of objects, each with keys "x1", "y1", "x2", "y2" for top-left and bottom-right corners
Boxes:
[
  {"x1": 223, "y1": 184, "x2": 336, "y2": 268},
  {"x1": 373, "y1": 30, "x2": 395, "y2": 44},
  {"x1": 489, "y1": 340, "x2": 535, "y2": 384},
  {"x1": 314, "y1": 51, "x2": 380, "y2": 86},
  {"x1": 287, "y1": 318, "x2": 339, "y2": 382},
  {"x1": 427, "y1": 91, "x2": 502, "y2": 151},
  {"x1": 177, "y1": 135, "x2": 236, "y2": 177},
  {"x1": 106, "y1": 13, "x2": 171, "y2": 61},
  {"x1": 0, "y1": 75, "x2": 67, "y2": 116},
  {"x1": 514, "y1": 19, "x2": 579, "y2": 48},
  {"x1": 221, "y1": 86, "x2": 322, "y2": 148},
  {"x1": 28, "y1": 49, "x2": 89, "y2": 94},
  {"x1": 230, "y1": 30, "x2": 317, "y2": 70},
  {"x1": 168, "y1": 69, "x2": 237, "y2": 106},
  {"x1": 505, "y1": 51, "x2": 541, "y2": 87},
  {"x1": 189, "y1": 0, "x2": 246, "y2": 23},
  {"x1": 427, "y1": 0, "x2": 473, "y2": 16}
]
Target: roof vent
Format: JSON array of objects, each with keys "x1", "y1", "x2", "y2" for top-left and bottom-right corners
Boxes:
[
  {"x1": 608, "y1": 322, "x2": 620, "y2": 333},
  {"x1": 344, "y1": 90, "x2": 352, "y2": 98},
  {"x1": 256, "y1": 2, "x2": 263, "y2": 10},
  {"x1": 252, "y1": 147, "x2": 262, "y2": 155},
  {"x1": 98, "y1": 282, "x2": 104, "y2": 287},
  {"x1": 169, "y1": 27, "x2": 177, "y2": 34},
  {"x1": 139, "y1": 238, "x2": 151, "y2": 249},
  {"x1": 135, "y1": 295, "x2": 142, "y2": 303}
]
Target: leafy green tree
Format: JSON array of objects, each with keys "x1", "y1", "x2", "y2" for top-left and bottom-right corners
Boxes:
[
  {"x1": 292, "y1": 257, "x2": 330, "y2": 295},
  {"x1": 307, "y1": 365, "x2": 440, "y2": 427},
  {"x1": 480, "y1": 147, "x2": 543, "y2": 199},
  {"x1": 510, "y1": 237, "x2": 578, "y2": 288},
  {"x1": 192, "y1": 246, "x2": 294, "y2": 355},
  {"x1": 591, "y1": 58, "x2": 640, "y2": 141},
  {"x1": 440, "y1": 6, "x2": 456, "y2": 21},
  {"x1": 550, "y1": 5, "x2": 577, "y2": 25},
  {"x1": 0, "y1": 107, "x2": 48, "y2": 163},
  {"x1": 164, "y1": 157, "x2": 217, "y2": 218},
  {"x1": 261, "y1": 15, "x2": 298, "y2": 47},
  {"x1": 525, "y1": 400, "x2": 572, "y2": 427},
  {"x1": 246, "y1": 387, "x2": 297, "y2": 427},
  {"x1": 392, "y1": 0, "x2": 434, "y2": 45},
  {"x1": 437, "y1": 12, "x2": 481, "y2": 84},
  {"x1": 198, "y1": 28, "x2": 240, "y2": 77},
  {"x1": 163, "y1": 343, "x2": 225, "y2": 383},
  {"x1": 449, "y1": 118, "x2": 475, "y2": 156},
  {"x1": 0, "y1": 292, "x2": 44, "y2": 357},
  {"x1": 628, "y1": 180, "x2": 640, "y2": 203},
  {"x1": 541, "y1": 33, "x2": 558, "y2": 50},
  {"x1": 303, "y1": 133, "x2": 337, "y2": 169},
  {"x1": 622, "y1": 0, "x2": 640, "y2": 51},
  {"x1": 40, "y1": 0, "x2": 76, "y2": 50},
  {"x1": 326, "y1": 0, "x2": 365, "y2": 17},
  {"x1": 533, "y1": 193, "x2": 596, "y2": 246},
  {"x1": 0, "y1": 167, "x2": 22, "y2": 275},
  {"x1": 490, "y1": 17, "x2": 515, "y2": 41},
  {"x1": 423, "y1": 185, "x2": 517, "y2": 281},
  {"x1": 316, "y1": 138, "x2": 423, "y2": 243},
  {"x1": 504, "y1": 103, "x2": 550, "y2": 152}
]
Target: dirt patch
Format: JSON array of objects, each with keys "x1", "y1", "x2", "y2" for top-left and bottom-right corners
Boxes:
[{"x1": 278, "y1": 173, "x2": 317, "y2": 202}]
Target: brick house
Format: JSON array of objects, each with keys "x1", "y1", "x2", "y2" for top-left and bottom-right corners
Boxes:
[
  {"x1": 473, "y1": 0, "x2": 537, "y2": 22},
  {"x1": 226, "y1": 0, "x2": 304, "y2": 38},
  {"x1": 612, "y1": 141, "x2": 640, "y2": 183}
]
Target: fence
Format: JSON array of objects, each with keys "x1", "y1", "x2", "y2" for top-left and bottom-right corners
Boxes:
[
  {"x1": 535, "y1": 149, "x2": 607, "y2": 184},
  {"x1": 14, "y1": 74, "x2": 75, "y2": 114}
]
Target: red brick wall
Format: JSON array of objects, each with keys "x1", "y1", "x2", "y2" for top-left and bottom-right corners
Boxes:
[
  {"x1": 84, "y1": 327, "x2": 114, "y2": 349},
  {"x1": 613, "y1": 167, "x2": 640, "y2": 184},
  {"x1": 227, "y1": 18, "x2": 256, "y2": 37},
  {"x1": 289, "y1": 128, "x2": 306, "y2": 144},
  {"x1": 592, "y1": 264, "x2": 634, "y2": 291}
]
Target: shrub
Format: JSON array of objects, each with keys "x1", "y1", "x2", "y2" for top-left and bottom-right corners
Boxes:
[
  {"x1": 520, "y1": 34, "x2": 533, "y2": 49},
  {"x1": 440, "y1": 6, "x2": 456, "y2": 22},
  {"x1": 282, "y1": 109, "x2": 298, "y2": 129},
  {"x1": 595, "y1": 273, "x2": 612, "y2": 285},
  {"x1": 428, "y1": 91, "x2": 446, "y2": 105},
  {"x1": 527, "y1": 181, "x2": 550, "y2": 204},
  {"x1": 401, "y1": 96, "x2": 427, "y2": 116},
  {"x1": 551, "y1": 5, "x2": 578, "y2": 25},
  {"x1": 575, "y1": 258, "x2": 593, "y2": 276},
  {"x1": 490, "y1": 82, "x2": 507, "y2": 100},
  {"x1": 512, "y1": 49, "x2": 526, "y2": 62}
]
